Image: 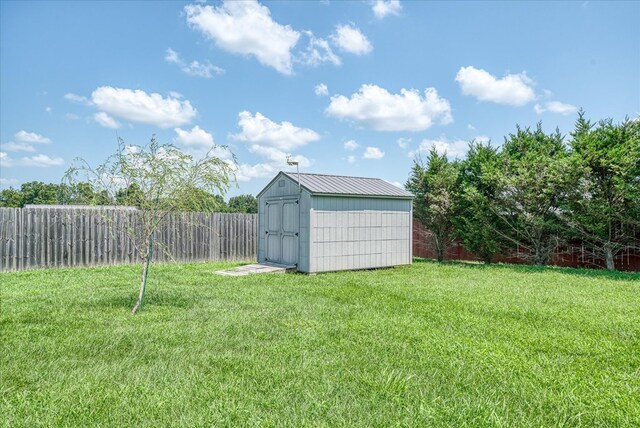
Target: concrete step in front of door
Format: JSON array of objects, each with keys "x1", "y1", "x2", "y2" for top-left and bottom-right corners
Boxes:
[{"x1": 214, "y1": 262, "x2": 296, "y2": 276}]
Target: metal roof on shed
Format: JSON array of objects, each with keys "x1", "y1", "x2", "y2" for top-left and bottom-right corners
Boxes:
[{"x1": 280, "y1": 172, "x2": 414, "y2": 198}]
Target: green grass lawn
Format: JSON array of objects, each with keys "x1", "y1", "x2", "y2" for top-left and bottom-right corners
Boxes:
[{"x1": 1, "y1": 260, "x2": 639, "y2": 427}]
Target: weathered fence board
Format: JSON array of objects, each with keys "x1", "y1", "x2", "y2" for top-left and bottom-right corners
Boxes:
[{"x1": 0, "y1": 207, "x2": 257, "y2": 272}]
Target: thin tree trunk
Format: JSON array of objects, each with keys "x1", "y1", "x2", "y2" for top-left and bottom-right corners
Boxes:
[
  {"x1": 604, "y1": 244, "x2": 615, "y2": 270},
  {"x1": 131, "y1": 250, "x2": 149, "y2": 315}
]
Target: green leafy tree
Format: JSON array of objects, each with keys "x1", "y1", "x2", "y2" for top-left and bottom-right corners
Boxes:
[
  {"x1": 490, "y1": 124, "x2": 577, "y2": 266},
  {"x1": 0, "y1": 187, "x2": 24, "y2": 207},
  {"x1": 406, "y1": 148, "x2": 459, "y2": 262},
  {"x1": 228, "y1": 194, "x2": 258, "y2": 213},
  {"x1": 65, "y1": 137, "x2": 235, "y2": 314},
  {"x1": 58, "y1": 182, "x2": 112, "y2": 205},
  {"x1": 564, "y1": 112, "x2": 640, "y2": 269},
  {"x1": 173, "y1": 186, "x2": 229, "y2": 212},
  {"x1": 455, "y1": 141, "x2": 503, "y2": 263},
  {"x1": 18, "y1": 181, "x2": 60, "y2": 206}
]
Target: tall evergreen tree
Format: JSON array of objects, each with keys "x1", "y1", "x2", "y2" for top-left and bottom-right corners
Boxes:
[
  {"x1": 406, "y1": 148, "x2": 459, "y2": 262},
  {"x1": 455, "y1": 141, "x2": 503, "y2": 263},
  {"x1": 491, "y1": 124, "x2": 577, "y2": 266},
  {"x1": 564, "y1": 112, "x2": 640, "y2": 269}
]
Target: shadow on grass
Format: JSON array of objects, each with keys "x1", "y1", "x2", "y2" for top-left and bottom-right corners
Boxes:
[{"x1": 412, "y1": 257, "x2": 640, "y2": 282}]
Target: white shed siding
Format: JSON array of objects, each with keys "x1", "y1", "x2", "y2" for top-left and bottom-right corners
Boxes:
[{"x1": 308, "y1": 196, "x2": 412, "y2": 273}]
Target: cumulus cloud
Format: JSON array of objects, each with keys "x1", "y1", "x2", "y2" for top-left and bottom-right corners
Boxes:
[
  {"x1": 455, "y1": 66, "x2": 535, "y2": 106},
  {"x1": 233, "y1": 162, "x2": 276, "y2": 182},
  {"x1": 64, "y1": 93, "x2": 91, "y2": 105},
  {"x1": 174, "y1": 125, "x2": 215, "y2": 147},
  {"x1": 1, "y1": 152, "x2": 64, "y2": 168},
  {"x1": 372, "y1": 0, "x2": 402, "y2": 19},
  {"x1": 0, "y1": 152, "x2": 12, "y2": 167},
  {"x1": 91, "y1": 86, "x2": 197, "y2": 128},
  {"x1": 93, "y1": 112, "x2": 121, "y2": 129},
  {"x1": 1, "y1": 142, "x2": 36, "y2": 152},
  {"x1": 363, "y1": 146, "x2": 385, "y2": 159},
  {"x1": 297, "y1": 32, "x2": 341, "y2": 67},
  {"x1": 396, "y1": 137, "x2": 411, "y2": 149},
  {"x1": 184, "y1": 1, "x2": 300, "y2": 75},
  {"x1": 474, "y1": 135, "x2": 491, "y2": 144},
  {"x1": 326, "y1": 84, "x2": 453, "y2": 131},
  {"x1": 231, "y1": 111, "x2": 319, "y2": 151},
  {"x1": 409, "y1": 138, "x2": 469, "y2": 159},
  {"x1": 173, "y1": 126, "x2": 234, "y2": 160},
  {"x1": 15, "y1": 130, "x2": 51, "y2": 144},
  {"x1": 314, "y1": 83, "x2": 329, "y2": 96},
  {"x1": 165, "y1": 48, "x2": 224, "y2": 78},
  {"x1": 534, "y1": 101, "x2": 578, "y2": 115},
  {"x1": 346, "y1": 155, "x2": 356, "y2": 164},
  {"x1": 331, "y1": 24, "x2": 373, "y2": 55},
  {"x1": 230, "y1": 111, "x2": 319, "y2": 181},
  {"x1": 344, "y1": 140, "x2": 359, "y2": 151}
]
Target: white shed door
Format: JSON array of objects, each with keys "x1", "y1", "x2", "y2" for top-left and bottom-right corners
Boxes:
[{"x1": 265, "y1": 199, "x2": 299, "y2": 266}]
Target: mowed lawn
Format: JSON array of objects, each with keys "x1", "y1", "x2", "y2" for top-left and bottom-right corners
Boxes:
[{"x1": 1, "y1": 260, "x2": 639, "y2": 427}]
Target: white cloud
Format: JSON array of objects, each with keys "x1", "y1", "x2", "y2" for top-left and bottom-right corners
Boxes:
[
  {"x1": 91, "y1": 86, "x2": 197, "y2": 128},
  {"x1": 233, "y1": 162, "x2": 276, "y2": 182},
  {"x1": 390, "y1": 181, "x2": 403, "y2": 188},
  {"x1": 474, "y1": 135, "x2": 490, "y2": 144},
  {"x1": 15, "y1": 130, "x2": 51, "y2": 144},
  {"x1": 346, "y1": 155, "x2": 356, "y2": 164},
  {"x1": 249, "y1": 145, "x2": 311, "y2": 167},
  {"x1": 409, "y1": 138, "x2": 469, "y2": 159},
  {"x1": 330, "y1": 24, "x2": 373, "y2": 55},
  {"x1": 64, "y1": 93, "x2": 91, "y2": 105},
  {"x1": 1, "y1": 152, "x2": 64, "y2": 168},
  {"x1": 0, "y1": 152, "x2": 13, "y2": 167},
  {"x1": 326, "y1": 84, "x2": 453, "y2": 131},
  {"x1": 232, "y1": 111, "x2": 319, "y2": 151},
  {"x1": 45, "y1": 106, "x2": 52, "y2": 113},
  {"x1": 363, "y1": 146, "x2": 385, "y2": 159},
  {"x1": 372, "y1": 0, "x2": 402, "y2": 19},
  {"x1": 165, "y1": 47, "x2": 180, "y2": 64},
  {"x1": 20, "y1": 154, "x2": 65, "y2": 167},
  {"x1": 396, "y1": 137, "x2": 410, "y2": 149},
  {"x1": 184, "y1": 1, "x2": 300, "y2": 75},
  {"x1": 230, "y1": 111, "x2": 318, "y2": 179},
  {"x1": 93, "y1": 112, "x2": 121, "y2": 129},
  {"x1": 314, "y1": 83, "x2": 329, "y2": 96},
  {"x1": 455, "y1": 66, "x2": 535, "y2": 106},
  {"x1": 165, "y1": 48, "x2": 224, "y2": 78},
  {"x1": 344, "y1": 140, "x2": 359, "y2": 151},
  {"x1": 534, "y1": 101, "x2": 578, "y2": 115},
  {"x1": 1, "y1": 142, "x2": 36, "y2": 152},
  {"x1": 174, "y1": 125, "x2": 215, "y2": 147},
  {"x1": 173, "y1": 126, "x2": 234, "y2": 160},
  {"x1": 298, "y1": 32, "x2": 341, "y2": 67}
]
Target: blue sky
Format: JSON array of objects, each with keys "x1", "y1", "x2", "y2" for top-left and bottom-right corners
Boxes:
[{"x1": 1, "y1": 0, "x2": 639, "y2": 197}]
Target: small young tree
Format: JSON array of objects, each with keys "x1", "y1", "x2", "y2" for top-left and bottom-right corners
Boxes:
[
  {"x1": 490, "y1": 124, "x2": 577, "y2": 266},
  {"x1": 65, "y1": 137, "x2": 234, "y2": 314},
  {"x1": 455, "y1": 141, "x2": 503, "y2": 263},
  {"x1": 564, "y1": 112, "x2": 640, "y2": 269},
  {"x1": 406, "y1": 148, "x2": 459, "y2": 262}
]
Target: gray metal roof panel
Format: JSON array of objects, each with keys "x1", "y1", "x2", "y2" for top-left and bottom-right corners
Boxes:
[{"x1": 282, "y1": 172, "x2": 413, "y2": 198}]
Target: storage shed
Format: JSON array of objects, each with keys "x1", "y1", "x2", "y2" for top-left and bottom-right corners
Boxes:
[{"x1": 257, "y1": 172, "x2": 414, "y2": 273}]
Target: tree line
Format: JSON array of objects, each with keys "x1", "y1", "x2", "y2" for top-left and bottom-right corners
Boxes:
[
  {"x1": 0, "y1": 181, "x2": 257, "y2": 213},
  {"x1": 406, "y1": 111, "x2": 640, "y2": 270}
]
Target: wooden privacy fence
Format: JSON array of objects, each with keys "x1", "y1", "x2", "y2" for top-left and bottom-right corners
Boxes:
[{"x1": 0, "y1": 207, "x2": 257, "y2": 272}]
